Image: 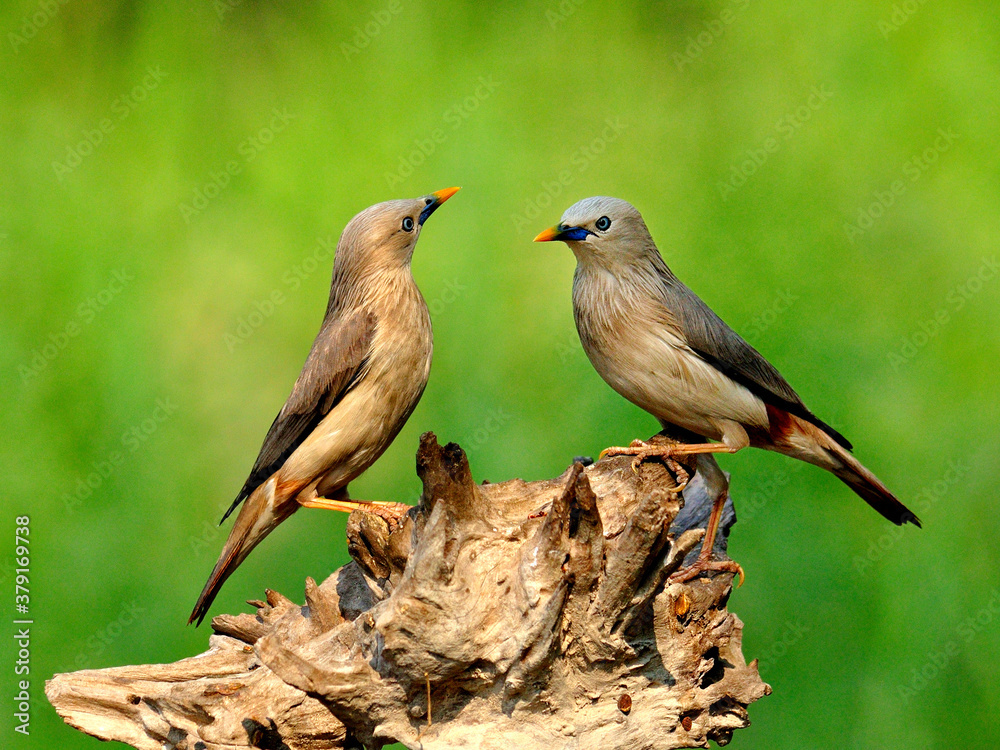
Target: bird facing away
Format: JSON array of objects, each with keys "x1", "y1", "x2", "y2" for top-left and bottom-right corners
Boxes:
[
  {"x1": 189, "y1": 187, "x2": 459, "y2": 626},
  {"x1": 535, "y1": 197, "x2": 918, "y2": 578}
]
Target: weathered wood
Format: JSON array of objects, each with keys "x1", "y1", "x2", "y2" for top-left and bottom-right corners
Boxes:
[
  {"x1": 43, "y1": 633, "x2": 347, "y2": 750},
  {"x1": 46, "y1": 432, "x2": 769, "y2": 749}
]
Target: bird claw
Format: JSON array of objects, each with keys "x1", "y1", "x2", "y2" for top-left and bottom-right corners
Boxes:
[
  {"x1": 665, "y1": 458, "x2": 691, "y2": 491},
  {"x1": 669, "y1": 557, "x2": 745, "y2": 587},
  {"x1": 603, "y1": 442, "x2": 741, "y2": 586},
  {"x1": 600, "y1": 440, "x2": 674, "y2": 461},
  {"x1": 600, "y1": 441, "x2": 690, "y2": 487}
]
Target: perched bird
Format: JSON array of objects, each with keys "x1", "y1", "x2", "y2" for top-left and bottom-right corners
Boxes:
[
  {"x1": 189, "y1": 187, "x2": 459, "y2": 626},
  {"x1": 535, "y1": 197, "x2": 918, "y2": 579}
]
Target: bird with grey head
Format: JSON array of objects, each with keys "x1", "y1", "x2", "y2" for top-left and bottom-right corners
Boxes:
[
  {"x1": 535, "y1": 196, "x2": 918, "y2": 581},
  {"x1": 189, "y1": 187, "x2": 459, "y2": 626}
]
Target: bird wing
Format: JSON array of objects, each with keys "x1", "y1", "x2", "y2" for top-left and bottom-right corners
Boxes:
[
  {"x1": 655, "y1": 262, "x2": 853, "y2": 450},
  {"x1": 220, "y1": 307, "x2": 378, "y2": 522}
]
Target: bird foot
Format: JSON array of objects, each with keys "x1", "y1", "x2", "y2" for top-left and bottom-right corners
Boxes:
[
  {"x1": 299, "y1": 497, "x2": 412, "y2": 524},
  {"x1": 598, "y1": 440, "x2": 692, "y2": 487},
  {"x1": 669, "y1": 555, "x2": 745, "y2": 587}
]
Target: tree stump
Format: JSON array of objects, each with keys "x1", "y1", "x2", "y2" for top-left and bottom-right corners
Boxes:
[{"x1": 46, "y1": 432, "x2": 769, "y2": 749}]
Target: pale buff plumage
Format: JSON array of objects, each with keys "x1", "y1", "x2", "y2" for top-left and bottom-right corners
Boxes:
[
  {"x1": 572, "y1": 256, "x2": 766, "y2": 448},
  {"x1": 538, "y1": 196, "x2": 918, "y2": 529},
  {"x1": 190, "y1": 189, "x2": 457, "y2": 625}
]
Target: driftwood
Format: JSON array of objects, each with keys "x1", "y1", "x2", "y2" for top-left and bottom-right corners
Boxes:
[{"x1": 46, "y1": 432, "x2": 769, "y2": 749}]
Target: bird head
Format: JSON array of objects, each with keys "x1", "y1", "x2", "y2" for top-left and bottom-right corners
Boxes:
[
  {"x1": 534, "y1": 196, "x2": 654, "y2": 267},
  {"x1": 337, "y1": 187, "x2": 460, "y2": 271}
]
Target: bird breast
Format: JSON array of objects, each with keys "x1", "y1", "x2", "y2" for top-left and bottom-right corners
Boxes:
[
  {"x1": 293, "y1": 273, "x2": 432, "y2": 491},
  {"x1": 572, "y1": 267, "x2": 768, "y2": 439}
]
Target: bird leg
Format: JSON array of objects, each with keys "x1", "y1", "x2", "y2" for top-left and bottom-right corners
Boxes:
[
  {"x1": 668, "y1": 460, "x2": 745, "y2": 587},
  {"x1": 298, "y1": 497, "x2": 412, "y2": 523},
  {"x1": 599, "y1": 439, "x2": 735, "y2": 473},
  {"x1": 599, "y1": 440, "x2": 743, "y2": 584}
]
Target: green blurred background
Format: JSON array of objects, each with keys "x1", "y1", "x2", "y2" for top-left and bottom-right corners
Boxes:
[{"x1": 2, "y1": 1, "x2": 998, "y2": 747}]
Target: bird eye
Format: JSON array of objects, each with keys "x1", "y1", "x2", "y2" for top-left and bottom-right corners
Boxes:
[
  {"x1": 402, "y1": 216, "x2": 414, "y2": 232},
  {"x1": 595, "y1": 216, "x2": 611, "y2": 231}
]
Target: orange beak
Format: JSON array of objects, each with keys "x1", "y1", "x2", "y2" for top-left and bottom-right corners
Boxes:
[
  {"x1": 419, "y1": 187, "x2": 460, "y2": 225},
  {"x1": 533, "y1": 226, "x2": 561, "y2": 242},
  {"x1": 432, "y1": 186, "x2": 461, "y2": 204}
]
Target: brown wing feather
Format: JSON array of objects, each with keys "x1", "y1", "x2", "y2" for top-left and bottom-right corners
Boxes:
[
  {"x1": 220, "y1": 307, "x2": 377, "y2": 522},
  {"x1": 652, "y1": 256, "x2": 853, "y2": 451}
]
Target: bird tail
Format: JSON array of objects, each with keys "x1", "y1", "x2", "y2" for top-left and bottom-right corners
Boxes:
[
  {"x1": 769, "y1": 409, "x2": 920, "y2": 527},
  {"x1": 825, "y1": 440, "x2": 921, "y2": 527},
  {"x1": 788, "y1": 416, "x2": 921, "y2": 527},
  {"x1": 188, "y1": 477, "x2": 299, "y2": 626}
]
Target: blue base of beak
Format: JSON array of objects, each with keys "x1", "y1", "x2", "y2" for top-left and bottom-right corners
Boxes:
[{"x1": 557, "y1": 226, "x2": 593, "y2": 241}]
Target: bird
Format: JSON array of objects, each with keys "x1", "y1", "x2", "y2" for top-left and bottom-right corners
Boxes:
[
  {"x1": 189, "y1": 187, "x2": 459, "y2": 626},
  {"x1": 535, "y1": 196, "x2": 919, "y2": 581}
]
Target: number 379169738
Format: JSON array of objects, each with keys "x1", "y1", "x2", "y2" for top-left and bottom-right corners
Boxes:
[{"x1": 15, "y1": 516, "x2": 30, "y2": 610}]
